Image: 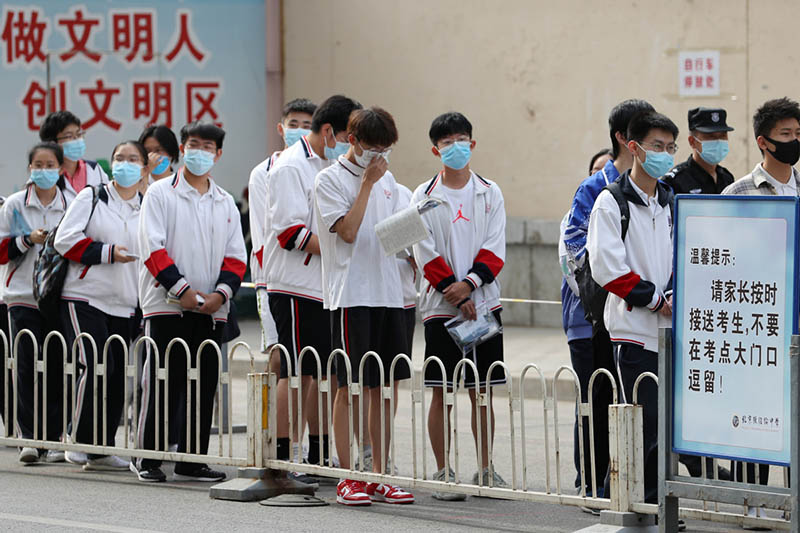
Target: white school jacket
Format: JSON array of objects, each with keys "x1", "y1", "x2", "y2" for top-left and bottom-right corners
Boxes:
[
  {"x1": 265, "y1": 136, "x2": 331, "y2": 302},
  {"x1": 248, "y1": 151, "x2": 280, "y2": 289},
  {"x1": 62, "y1": 159, "x2": 109, "y2": 204},
  {"x1": 138, "y1": 169, "x2": 247, "y2": 322},
  {"x1": 411, "y1": 171, "x2": 506, "y2": 323},
  {"x1": 586, "y1": 172, "x2": 673, "y2": 353},
  {"x1": 54, "y1": 184, "x2": 141, "y2": 318},
  {"x1": 0, "y1": 184, "x2": 67, "y2": 309}
]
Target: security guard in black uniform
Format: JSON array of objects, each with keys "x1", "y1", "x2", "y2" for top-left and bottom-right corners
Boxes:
[{"x1": 663, "y1": 107, "x2": 735, "y2": 194}]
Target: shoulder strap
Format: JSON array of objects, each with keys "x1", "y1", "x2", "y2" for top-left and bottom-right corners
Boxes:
[{"x1": 605, "y1": 180, "x2": 630, "y2": 241}]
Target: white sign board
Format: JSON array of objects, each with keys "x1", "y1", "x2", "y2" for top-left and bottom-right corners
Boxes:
[{"x1": 678, "y1": 50, "x2": 720, "y2": 97}]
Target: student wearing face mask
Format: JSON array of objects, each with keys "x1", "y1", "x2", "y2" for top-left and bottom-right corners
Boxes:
[
  {"x1": 721, "y1": 98, "x2": 800, "y2": 514},
  {"x1": 138, "y1": 125, "x2": 180, "y2": 187},
  {"x1": 248, "y1": 98, "x2": 318, "y2": 473},
  {"x1": 39, "y1": 111, "x2": 109, "y2": 204},
  {"x1": 0, "y1": 142, "x2": 68, "y2": 464},
  {"x1": 53, "y1": 141, "x2": 145, "y2": 472},
  {"x1": 587, "y1": 111, "x2": 678, "y2": 504},
  {"x1": 265, "y1": 95, "x2": 361, "y2": 474},
  {"x1": 663, "y1": 108, "x2": 735, "y2": 195},
  {"x1": 134, "y1": 121, "x2": 247, "y2": 483}
]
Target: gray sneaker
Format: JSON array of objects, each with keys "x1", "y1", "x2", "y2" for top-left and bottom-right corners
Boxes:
[
  {"x1": 44, "y1": 450, "x2": 65, "y2": 463},
  {"x1": 471, "y1": 467, "x2": 508, "y2": 488},
  {"x1": 432, "y1": 467, "x2": 466, "y2": 501}
]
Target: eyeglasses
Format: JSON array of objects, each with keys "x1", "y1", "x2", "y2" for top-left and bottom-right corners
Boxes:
[
  {"x1": 437, "y1": 137, "x2": 471, "y2": 149},
  {"x1": 113, "y1": 154, "x2": 143, "y2": 164},
  {"x1": 357, "y1": 141, "x2": 392, "y2": 157},
  {"x1": 637, "y1": 141, "x2": 678, "y2": 155},
  {"x1": 56, "y1": 130, "x2": 85, "y2": 142}
]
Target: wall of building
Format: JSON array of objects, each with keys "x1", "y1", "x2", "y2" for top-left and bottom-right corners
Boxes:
[{"x1": 281, "y1": 0, "x2": 800, "y2": 325}]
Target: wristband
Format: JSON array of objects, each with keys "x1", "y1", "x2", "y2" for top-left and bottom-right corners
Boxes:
[{"x1": 456, "y1": 298, "x2": 470, "y2": 308}]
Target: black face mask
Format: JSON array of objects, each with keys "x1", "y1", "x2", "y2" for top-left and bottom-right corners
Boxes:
[{"x1": 765, "y1": 136, "x2": 800, "y2": 165}]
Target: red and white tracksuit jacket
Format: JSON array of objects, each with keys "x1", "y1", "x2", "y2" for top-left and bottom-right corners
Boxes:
[
  {"x1": 411, "y1": 171, "x2": 506, "y2": 323},
  {"x1": 138, "y1": 169, "x2": 247, "y2": 322},
  {"x1": 54, "y1": 184, "x2": 140, "y2": 318},
  {"x1": 0, "y1": 184, "x2": 67, "y2": 309}
]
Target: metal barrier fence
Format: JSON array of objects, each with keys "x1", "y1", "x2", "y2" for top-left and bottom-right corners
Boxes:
[{"x1": 0, "y1": 329, "x2": 794, "y2": 530}]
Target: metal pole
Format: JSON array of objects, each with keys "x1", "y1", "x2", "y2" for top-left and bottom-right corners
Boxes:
[{"x1": 659, "y1": 328, "x2": 679, "y2": 532}]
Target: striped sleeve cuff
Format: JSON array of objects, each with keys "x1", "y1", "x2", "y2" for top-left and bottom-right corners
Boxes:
[
  {"x1": 464, "y1": 272, "x2": 482, "y2": 290},
  {"x1": 297, "y1": 227, "x2": 312, "y2": 251},
  {"x1": 647, "y1": 292, "x2": 665, "y2": 312},
  {"x1": 168, "y1": 277, "x2": 191, "y2": 298},
  {"x1": 215, "y1": 283, "x2": 233, "y2": 303},
  {"x1": 101, "y1": 244, "x2": 114, "y2": 264},
  {"x1": 16, "y1": 235, "x2": 31, "y2": 252}
]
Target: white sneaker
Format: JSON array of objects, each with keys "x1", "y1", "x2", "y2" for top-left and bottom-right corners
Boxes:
[
  {"x1": 65, "y1": 450, "x2": 89, "y2": 465},
  {"x1": 18, "y1": 447, "x2": 39, "y2": 464},
  {"x1": 432, "y1": 467, "x2": 466, "y2": 501},
  {"x1": 471, "y1": 467, "x2": 509, "y2": 488},
  {"x1": 743, "y1": 506, "x2": 772, "y2": 531},
  {"x1": 44, "y1": 450, "x2": 65, "y2": 463},
  {"x1": 83, "y1": 455, "x2": 130, "y2": 471}
]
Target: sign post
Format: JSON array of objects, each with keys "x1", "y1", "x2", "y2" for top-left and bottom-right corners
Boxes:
[{"x1": 661, "y1": 195, "x2": 799, "y2": 532}]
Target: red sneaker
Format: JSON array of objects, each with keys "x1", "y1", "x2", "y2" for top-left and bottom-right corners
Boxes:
[
  {"x1": 365, "y1": 483, "x2": 415, "y2": 504},
  {"x1": 336, "y1": 479, "x2": 371, "y2": 506}
]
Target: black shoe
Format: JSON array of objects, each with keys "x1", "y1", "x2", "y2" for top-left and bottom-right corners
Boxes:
[
  {"x1": 129, "y1": 461, "x2": 166, "y2": 482},
  {"x1": 173, "y1": 465, "x2": 226, "y2": 482}
]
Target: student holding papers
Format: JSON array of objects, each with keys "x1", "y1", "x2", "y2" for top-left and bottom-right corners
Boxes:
[{"x1": 410, "y1": 112, "x2": 508, "y2": 499}]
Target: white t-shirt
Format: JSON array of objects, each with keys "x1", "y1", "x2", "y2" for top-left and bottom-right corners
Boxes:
[
  {"x1": 315, "y1": 155, "x2": 404, "y2": 310},
  {"x1": 442, "y1": 179, "x2": 475, "y2": 280},
  {"x1": 396, "y1": 184, "x2": 417, "y2": 308}
]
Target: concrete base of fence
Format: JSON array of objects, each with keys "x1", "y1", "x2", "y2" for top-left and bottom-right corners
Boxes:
[
  {"x1": 208, "y1": 467, "x2": 316, "y2": 502},
  {"x1": 572, "y1": 511, "x2": 656, "y2": 532}
]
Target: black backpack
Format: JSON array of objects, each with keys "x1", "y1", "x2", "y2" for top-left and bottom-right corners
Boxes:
[
  {"x1": 574, "y1": 181, "x2": 631, "y2": 331},
  {"x1": 33, "y1": 186, "x2": 100, "y2": 319}
]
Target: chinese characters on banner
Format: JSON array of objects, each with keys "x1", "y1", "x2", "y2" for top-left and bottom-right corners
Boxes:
[
  {"x1": 673, "y1": 198, "x2": 797, "y2": 466},
  {"x1": 3, "y1": 6, "x2": 216, "y2": 130},
  {"x1": 0, "y1": 1, "x2": 266, "y2": 194},
  {"x1": 678, "y1": 50, "x2": 720, "y2": 97}
]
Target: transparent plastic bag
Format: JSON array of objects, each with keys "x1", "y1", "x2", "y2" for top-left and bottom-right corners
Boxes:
[{"x1": 445, "y1": 306, "x2": 502, "y2": 352}]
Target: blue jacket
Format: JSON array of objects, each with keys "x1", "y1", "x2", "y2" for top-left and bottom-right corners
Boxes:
[
  {"x1": 561, "y1": 278, "x2": 592, "y2": 341},
  {"x1": 564, "y1": 159, "x2": 619, "y2": 262}
]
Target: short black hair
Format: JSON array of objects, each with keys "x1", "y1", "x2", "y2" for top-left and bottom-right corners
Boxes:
[
  {"x1": 138, "y1": 124, "x2": 180, "y2": 164},
  {"x1": 311, "y1": 95, "x2": 362, "y2": 134},
  {"x1": 180, "y1": 121, "x2": 225, "y2": 149},
  {"x1": 608, "y1": 99, "x2": 655, "y2": 158},
  {"x1": 111, "y1": 140, "x2": 149, "y2": 167},
  {"x1": 347, "y1": 107, "x2": 398, "y2": 147},
  {"x1": 589, "y1": 148, "x2": 612, "y2": 175},
  {"x1": 753, "y1": 97, "x2": 800, "y2": 141},
  {"x1": 429, "y1": 112, "x2": 472, "y2": 145},
  {"x1": 28, "y1": 142, "x2": 64, "y2": 166},
  {"x1": 39, "y1": 110, "x2": 81, "y2": 143},
  {"x1": 626, "y1": 111, "x2": 679, "y2": 145},
  {"x1": 282, "y1": 98, "x2": 317, "y2": 120}
]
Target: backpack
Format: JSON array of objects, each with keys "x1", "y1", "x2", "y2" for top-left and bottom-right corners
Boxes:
[
  {"x1": 575, "y1": 179, "x2": 673, "y2": 331},
  {"x1": 33, "y1": 186, "x2": 100, "y2": 319}
]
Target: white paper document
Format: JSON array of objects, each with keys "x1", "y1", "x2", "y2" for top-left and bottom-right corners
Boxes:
[{"x1": 375, "y1": 198, "x2": 442, "y2": 256}]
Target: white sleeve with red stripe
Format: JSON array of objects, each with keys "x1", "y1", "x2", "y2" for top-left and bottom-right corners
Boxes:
[
  {"x1": 54, "y1": 187, "x2": 113, "y2": 265},
  {"x1": 214, "y1": 198, "x2": 248, "y2": 302},
  {"x1": 248, "y1": 161, "x2": 268, "y2": 281},
  {"x1": 464, "y1": 186, "x2": 506, "y2": 289},
  {"x1": 411, "y1": 183, "x2": 456, "y2": 292},
  {"x1": 138, "y1": 185, "x2": 189, "y2": 297},
  {"x1": 268, "y1": 164, "x2": 312, "y2": 251}
]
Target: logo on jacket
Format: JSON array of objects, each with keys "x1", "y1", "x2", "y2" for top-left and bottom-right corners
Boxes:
[
  {"x1": 452, "y1": 204, "x2": 470, "y2": 223},
  {"x1": 485, "y1": 202, "x2": 491, "y2": 213},
  {"x1": 384, "y1": 189, "x2": 392, "y2": 200}
]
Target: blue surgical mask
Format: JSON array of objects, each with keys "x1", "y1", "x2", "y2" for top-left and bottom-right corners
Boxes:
[
  {"x1": 183, "y1": 148, "x2": 216, "y2": 175},
  {"x1": 638, "y1": 145, "x2": 674, "y2": 178},
  {"x1": 698, "y1": 139, "x2": 729, "y2": 166},
  {"x1": 152, "y1": 155, "x2": 170, "y2": 175},
  {"x1": 323, "y1": 132, "x2": 350, "y2": 160},
  {"x1": 30, "y1": 168, "x2": 60, "y2": 189},
  {"x1": 284, "y1": 128, "x2": 310, "y2": 147},
  {"x1": 439, "y1": 141, "x2": 472, "y2": 170},
  {"x1": 112, "y1": 161, "x2": 143, "y2": 187},
  {"x1": 62, "y1": 138, "x2": 86, "y2": 161}
]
